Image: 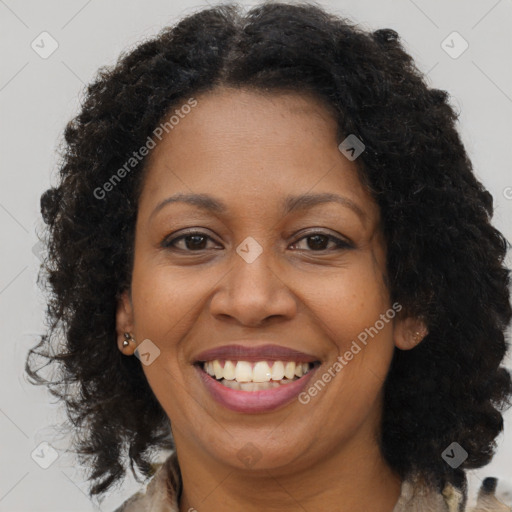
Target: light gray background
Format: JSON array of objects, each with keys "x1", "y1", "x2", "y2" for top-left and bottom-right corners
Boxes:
[{"x1": 1, "y1": 0, "x2": 511, "y2": 511}]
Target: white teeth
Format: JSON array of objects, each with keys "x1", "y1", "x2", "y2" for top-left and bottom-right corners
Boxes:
[
  {"x1": 235, "y1": 361, "x2": 253, "y2": 382},
  {"x1": 213, "y1": 360, "x2": 223, "y2": 380},
  {"x1": 221, "y1": 379, "x2": 294, "y2": 391},
  {"x1": 202, "y1": 360, "x2": 314, "y2": 383},
  {"x1": 240, "y1": 381, "x2": 271, "y2": 391},
  {"x1": 223, "y1": 360, "x2": 236, "y2": 380},
  {"x1": 284, "y1": 362, "x2": 296, "y2": 379},
  {"x1": 271, "y1": 361, "x2": 285, "y2": 381},
  {"x1": 253, "y1": 361, "x2": 272, "y2": 382}
]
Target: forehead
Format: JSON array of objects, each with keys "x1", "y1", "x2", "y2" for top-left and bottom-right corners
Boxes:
[
  {"x1": 146, "y1": 87, "x2": 339, "y2": 162},
  {"x1": 138, "y1": 87, "x2": 377, "y2": 221}
]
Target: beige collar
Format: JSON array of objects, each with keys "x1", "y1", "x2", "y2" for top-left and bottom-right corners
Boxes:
[
  {"x1": 114, "y1": 451, "x2": 507, "y2": 512},
  {"x1": 391, "y1": 472, "x2": 465, "y2": 512}
]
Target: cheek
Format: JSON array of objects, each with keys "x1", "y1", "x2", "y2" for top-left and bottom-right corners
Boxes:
[
  {"x1": 300, "y1": 255, "x2": 391, "y2": 343},
  {"x1": 131, "y1": 255, "x2": 216, "y2": 339},
  {"x1": 129, "y1": 260, "x2": 210, "y2": 419},
  {"x1": 299, "y1": 252, "x2": 396, "y2": 396}
]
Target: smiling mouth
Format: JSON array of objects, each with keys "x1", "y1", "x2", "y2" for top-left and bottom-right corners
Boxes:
[{"x1": 195, "y1": 359, "x2": 320, "y2": 392}]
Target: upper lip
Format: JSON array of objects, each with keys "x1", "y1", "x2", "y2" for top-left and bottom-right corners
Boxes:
[{"x1": 193, "y1": 344, "x2": 320, "y2": 363}]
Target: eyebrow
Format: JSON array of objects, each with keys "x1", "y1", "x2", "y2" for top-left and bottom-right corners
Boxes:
[{"x1": 149, "y1": 192, "x2": 366, "y2": 222}]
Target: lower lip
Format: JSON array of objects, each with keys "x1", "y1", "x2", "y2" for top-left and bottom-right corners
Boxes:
[{"x1": 195, "y1": 364, "x2": 319, "y2": 413}]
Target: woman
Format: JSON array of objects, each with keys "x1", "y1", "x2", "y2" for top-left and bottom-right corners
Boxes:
[{"x1": 26, "y1": 2, "x2": 512, "y2": 511}]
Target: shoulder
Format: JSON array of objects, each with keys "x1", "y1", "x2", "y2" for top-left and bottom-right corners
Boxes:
[
  {"x1": 394, "y1": 472, "x2": 511, "y2": 512},
  {"x1": 467, "y1": 477, "x2": 512, "y2": 512},
  {"x1": 112, "y1": 452, "x2": 181, "y2": 512},
  {"x1": 112, "y1": 456, "x2": 511, "y2": 512}
]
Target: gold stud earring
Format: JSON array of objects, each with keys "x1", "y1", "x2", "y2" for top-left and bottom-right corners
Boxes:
[
  {"x1": 122, "y1": 332, "x2": 134, "y2": 347},
  {"x1": 413, "y1": 330, "x2": 425, "y2": 343}
]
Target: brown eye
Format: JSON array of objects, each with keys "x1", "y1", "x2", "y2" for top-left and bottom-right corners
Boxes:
[
  {"x1": 290, "y1": 232, "x2": 353, "y2": 251},
  {"x1": 162, "y1": 231, "x2": 218, "y2": 251},
  {"x1": 305, "y1": 234, "x2": 330, "y2": 250}
]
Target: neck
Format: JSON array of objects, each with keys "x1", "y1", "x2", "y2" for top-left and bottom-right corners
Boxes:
[{"x1": 175, "y1": 428, "x2": 402, "y2": 512}]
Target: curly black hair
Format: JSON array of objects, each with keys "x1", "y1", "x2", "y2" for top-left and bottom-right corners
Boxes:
[{"x1": 26, "y1": 0, "x2": 512, "y2": 500}]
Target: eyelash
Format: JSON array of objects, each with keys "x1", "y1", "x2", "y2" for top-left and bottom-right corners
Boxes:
[{"x1": 161, "y1": 230, "x2": 353, "y2": 252}]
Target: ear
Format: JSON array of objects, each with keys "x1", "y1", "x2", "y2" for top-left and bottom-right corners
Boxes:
[
  {"x1": 394, "y1": 315, "x2": 428, "y2": 351},
  {"x1": 116, "y1": 289, "x2": 136, "y2": 355}
]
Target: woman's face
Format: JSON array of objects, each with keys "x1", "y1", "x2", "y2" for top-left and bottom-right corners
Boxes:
[{"x1": 117, "y1": 87, "x2": 421, "y2": 475}]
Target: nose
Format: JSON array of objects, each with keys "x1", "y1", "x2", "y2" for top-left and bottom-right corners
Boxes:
[{"x1": 209, "y1": 246, "x2": 297, "y2": 327}]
